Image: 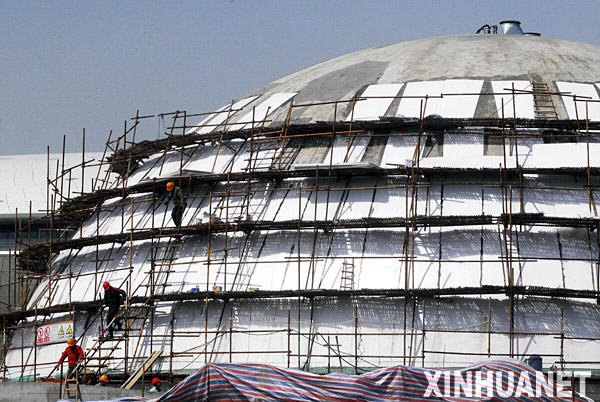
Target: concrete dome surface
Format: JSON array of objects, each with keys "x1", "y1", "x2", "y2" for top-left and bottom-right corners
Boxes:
[
  {"x1": 183, "y1": 34, "x2": 600, "y2": 133},
  {"x1": 252, "y1": 34, "x2": 600, "y2": 96}
]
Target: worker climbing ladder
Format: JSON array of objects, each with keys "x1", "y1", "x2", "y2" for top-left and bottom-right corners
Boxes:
[
  {"x1": 84, "y1": 246, "x2": 176, "y2": 377},
  {"x1": 65, "y1": 234, "x2": 179, "y2": 381}
]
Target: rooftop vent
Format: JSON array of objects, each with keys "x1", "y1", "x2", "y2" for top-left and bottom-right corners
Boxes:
[
  {"x1": 476, "y1": 20, "x2": 532, "y2": 35},
  {"x1": 498, "y1": 20, "x2": 524, "y2": 35}
]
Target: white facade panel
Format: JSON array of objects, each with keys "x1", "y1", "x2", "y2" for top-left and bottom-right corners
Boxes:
[
  {"x1": 185, "y1": 104, "x2": 228, "y2": 135},
  {"x1": 186, "y1": 96, "x2": 258, "y2": 134},
  {"x1": 185, "y1": 142, "x2": 239, "y2": 174},
  {"x1": 337, "y1": 180, "x2": 375, "y2": 220},
  {"x1": 441, "y1": 134, "x2": 485, "y2": 166},
  {"x1": 396, "y1": 80, "x2": 483, "y2": 118},
  {"x1": 346, "y1": 83, "x2": 404, "y2": 121},
  {"x1": 557, "y1": 82, "x2": 600, "y2": 121},
  {"x1": 229, "y1": 93, "x2": 297, "y2": 131},
  {"x1": 491, "y1": 80, "x2": 534, "y2": 118},
  {"x1": 322, "y1": 135, "x2": 371, "y2": 164},
  {"x1": 437, "y1": 79, "x2": 483, "y2": 118},
  {"x1": 379, "y1": 135, "x2": 423, "y2": 167}
]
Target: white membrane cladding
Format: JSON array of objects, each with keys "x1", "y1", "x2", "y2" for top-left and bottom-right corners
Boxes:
[
  {"x1": 396, "y1": 80, "x2": 483, "y2": 118},
  {"x1": 148, "y1": 150, "x2": 189, "y2": 180},
  {"x1": 442, "y1": 133, "x2": 484, "y2": 163},
  {"x1": 186, "y1": 96, "x2": 258, "y2": 134},
  {"x1": 345, "y1": 83, "x2": 404, "y2": 121},
  {"x1": 126, "y1": 152, "x2": 163, "y2": 185},
  {"x1": 184, "y1": 140, "x2": 243, "y2": 174},
  {"x1": 556, "y1": 82, "x2": 600, "y2": 121},
  {"x1": 526, "y1": 142, "x2": 600, "y2": 168},
  {"x1": 132, "y1": 126, "x2": 600, "y2": 184},
  {"x1": 132, "y1": 139, "x2": 260, "y2": 183},
  {"x1": 491, "y1": 80, "x2": 534, "y2": 118},
  {"x1": 36, "y1": 178, "x2": 599, "y2": 296},
  {"x1": 81, "y1": 178, "x2": 600, "y2": 240},
  {"x1": 229, "y1": 93, "x2": 297, "y2": 130},
  {"x1": 11, "y1": 170, "x2": 600, "y2": 377},
  {"x1": 6, "y1": 297, "x2": 600, "y2": 379},
  {"x1": 415, "y1": 133, "x2": 600, "y2": 170}
]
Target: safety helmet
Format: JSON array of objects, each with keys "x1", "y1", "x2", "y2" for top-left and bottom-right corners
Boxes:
[
  {"x1": 151, "y1": 377, "x2": 161, "y2": 385},
  {"x1": 166, "y1": 182, "x2": 175, "y2": 191},
  {"x1": 66, "y1": 338, "x2": 75, "y2": 346},
  {"x1": 99, "y1": 374, "x2": 109, "y2": 383},
  {"x1": 103, "y1": 282, "x2": 110, "y2": 291}
]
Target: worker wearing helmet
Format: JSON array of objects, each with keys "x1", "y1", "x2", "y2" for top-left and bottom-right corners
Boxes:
[
  {"x1": 102, "y1": 282, "x2": 127, "y2": 340},
  {"x1": 149, "y1": 377, "x2": 162, "y2": 393},
  {"x1": 96, "y1": 374, "x2": 109, "y2": 387},
  {"x1": 56, "y1": 338, "x2": 84, "y2": 379},
  {"x1": 161, "y1": 181, "x2": 187, "y2": 227}
]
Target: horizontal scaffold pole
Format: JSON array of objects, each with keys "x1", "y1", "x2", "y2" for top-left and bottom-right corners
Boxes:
[
  {"x1": 55, "y1": 165, "x2": 600, "y2": 228},
  {"x1": 107, "y1": 117, "x2": 600, "y2": 175},
  {"x1": 18, "y1": 213, "x2": 600, "y2": 272},
  {"x1": 3, "y1": 285, "x2": 599, "y2": 327}
]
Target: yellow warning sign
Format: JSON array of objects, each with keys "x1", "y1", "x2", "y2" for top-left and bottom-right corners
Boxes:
[
  {"x1": 66, "y1": 325, "x2": 72, "y2": 334},
  {"x1": 58, "y1": 326, "x2": 64, "y2": 336}
]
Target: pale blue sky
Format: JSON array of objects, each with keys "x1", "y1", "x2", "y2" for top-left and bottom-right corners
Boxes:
[{"x1": 1, "y1": 1, "x2": 599, "y2": 155}]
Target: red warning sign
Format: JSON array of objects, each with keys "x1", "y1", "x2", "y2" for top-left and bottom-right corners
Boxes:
[{"x1": 35, "y1": 320, "x2": 75, "y2": 345}]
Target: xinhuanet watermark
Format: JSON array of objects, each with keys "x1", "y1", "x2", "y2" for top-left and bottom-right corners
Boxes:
[{"x1": 423, "y1": 368, "x2": 591, "y2": 399}]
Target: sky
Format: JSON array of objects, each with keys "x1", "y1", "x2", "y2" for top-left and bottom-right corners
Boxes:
[{"x1": 1, "y1": 0, "x2": 599, "y2": 155}]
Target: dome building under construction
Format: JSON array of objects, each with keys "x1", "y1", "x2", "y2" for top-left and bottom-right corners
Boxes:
[{"x1": 3, "y1": 20, "x2": 600, "y2": 387}]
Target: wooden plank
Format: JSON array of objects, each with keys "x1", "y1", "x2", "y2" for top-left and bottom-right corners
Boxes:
[{"x1": 121, "y1": 350, "x2": 163, "y2": 390}]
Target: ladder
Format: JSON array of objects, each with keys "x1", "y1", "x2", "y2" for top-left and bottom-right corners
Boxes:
[
  {"x1": 340, "y1": 259, "x2": 355, "y2": 290},
  {"x1": 61, "y1": 374, "x2": 81, "y2": 401},
  {"x1": 532, "y1": 81, "x2": 558, "y2": 119},
  {"x1": 272, "y1": 138, "x2": 301, "y2": 170},
  {"x1": 81, "y1": 304, "x2": 151, "y2": 376},
  {"x1": 80, "y1": 238, "x2": 178, "y2": 378}
]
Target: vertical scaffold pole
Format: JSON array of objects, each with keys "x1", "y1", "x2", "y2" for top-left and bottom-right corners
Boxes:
[
  {"x1": 354, "y1": 304, "x2": 358, "y2": 374},
  {"x1": 297, "y1": 186, "x2": 301, "y2": 369}
]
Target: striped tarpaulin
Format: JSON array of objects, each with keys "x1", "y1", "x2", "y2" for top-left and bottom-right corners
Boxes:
[
  {"x1": 62, "y1": 398, "x2": 148, "y2": 402},
  {"x1": 148, "y1": 359, "x2": 590, "y2": 401}
]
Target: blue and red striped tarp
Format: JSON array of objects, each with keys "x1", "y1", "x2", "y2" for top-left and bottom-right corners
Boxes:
[
  {"x1": 93, "y1": 359, "x2": 589, "y2": 401},
  {"x1": 148, "y1": 359, "x2": 590, "y2": 401}
]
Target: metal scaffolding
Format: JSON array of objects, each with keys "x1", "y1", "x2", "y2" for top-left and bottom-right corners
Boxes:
[{"x1": 2, "y1": 86, "x2": 600, "y2": 388}]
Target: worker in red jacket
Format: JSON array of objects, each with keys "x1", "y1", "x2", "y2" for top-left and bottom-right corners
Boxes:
[
  {"x1": 103, "y1": 281, "x2": 127, "y2": 340},
  {"x1": 56, "y1": 338, "x2": 84, "y2": 378}
]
